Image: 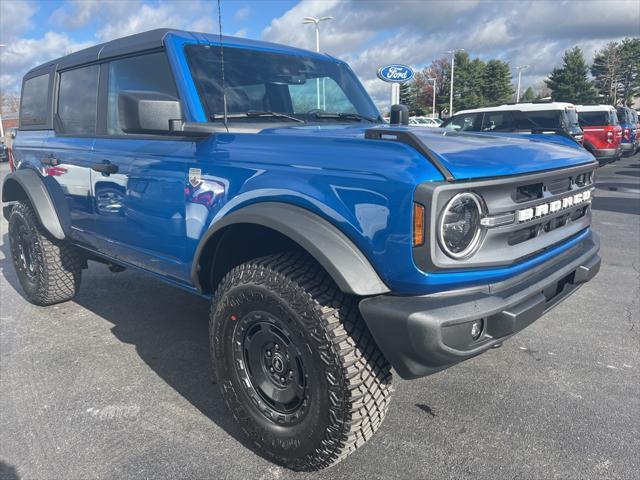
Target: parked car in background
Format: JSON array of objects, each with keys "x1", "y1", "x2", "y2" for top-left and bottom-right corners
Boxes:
[
  {"x1": 408, "y1": 116, "x2": 441, "y2": 127},
  {"x1": 631, "y1": 108, "x2": 640, "y2": 153},
  {"x1": 442, "y1": 102, "x2": 584, "y2": 144},
  {"x1": 616, "y1": 106, "x2": 637, "y2": 156},
  {"x1": 576, "y1": 105, "x2": 622, "y2": 165},
  {"x1": 0, "y1": 141, "x2": 8, "y2": 162}
]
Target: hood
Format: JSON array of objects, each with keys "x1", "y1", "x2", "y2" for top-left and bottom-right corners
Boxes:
[{"x1": 260, "y1": 124, "x2": 596, "y2": 181}]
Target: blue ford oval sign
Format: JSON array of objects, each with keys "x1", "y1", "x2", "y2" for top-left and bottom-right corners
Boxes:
[{"x1": 377, "y1": 64, "x2": 414, "y2": 83}]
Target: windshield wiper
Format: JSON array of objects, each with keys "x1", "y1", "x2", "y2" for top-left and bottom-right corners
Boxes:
[
  {"x1": 244, "y1": 110, "x2": 305, "y2": 123},
  {"x1": 312, "y1": 112, "x2": 378, "y2": 122}
]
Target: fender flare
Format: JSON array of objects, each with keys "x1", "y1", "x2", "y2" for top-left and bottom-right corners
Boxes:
[
  {"x1": 192, "y1": 202, "x2": 390, "y2": 296},
  {"x1": 2, "y1": 169, "x2": 70, "y2": 240}
]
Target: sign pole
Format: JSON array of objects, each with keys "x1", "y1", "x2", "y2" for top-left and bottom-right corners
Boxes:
[{"x1": 391, "y1": 83, "x2": 400, "y2": 105}]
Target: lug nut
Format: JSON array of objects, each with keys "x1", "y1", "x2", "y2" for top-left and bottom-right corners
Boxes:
[
  {"x1": 275, "y1": 344, "x2": 280, "y2": 351},
  {"x1": 280, "y1": 377, "x2": 286, "y2": 383},
  {"x1": 269, "y1": 367, "x2": 274, "y2": 373},
  {"x1": 266, "y1": 350, "x2": 272, "y2": 357},
  {"x1": 288, "y1": 370, "x2": 293, "y2": 378}
]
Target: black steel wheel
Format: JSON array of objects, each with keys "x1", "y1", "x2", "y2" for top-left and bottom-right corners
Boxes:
[
  {"x1": 210, "y1": 252, "x2": 392, "y2": 471},
  {"x1": 233, "y1": 312, "x2": 308, "y2": 424},
  {"x1": 8, "y1": 201, "x2": 82, "y2": 305}
]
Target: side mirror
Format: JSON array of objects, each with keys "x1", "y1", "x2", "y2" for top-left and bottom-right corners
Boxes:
[
  {"x1": 390, "y1": 104, "x2": 409, "y2": 125},
  {"x1": 118, "y1": 90, "x2": 183, "y2": 135}
]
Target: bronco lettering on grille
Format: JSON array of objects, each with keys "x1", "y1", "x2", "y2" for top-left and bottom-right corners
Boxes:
[{"x1": 516, "y1": 190, "x2": 592, "y2": 222}]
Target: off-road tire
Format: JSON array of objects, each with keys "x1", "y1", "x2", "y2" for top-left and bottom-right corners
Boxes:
[
  {"x1": 8, "y1": 201, "x2": 82, "y2": 305},
  {"x1": 210, "y1": 252, "x2": 393, "y2": 471}
]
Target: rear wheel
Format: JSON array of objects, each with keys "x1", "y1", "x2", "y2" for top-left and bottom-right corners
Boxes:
[
  {"x1": 8, "y1": 201, "x2": 82, "y2": 305},
  {"x1": 210, "y1": 252, "x2": 392, "y2": 471}
]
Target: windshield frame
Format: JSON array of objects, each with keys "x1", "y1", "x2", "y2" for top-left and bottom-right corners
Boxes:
[{"x1": 184, "y1": 43, "x2": 382, "y2": 125}]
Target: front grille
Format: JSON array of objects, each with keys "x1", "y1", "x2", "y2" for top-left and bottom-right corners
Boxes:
[{"x1": 413, "y1": 162, "x2": 597, "y2": 271}]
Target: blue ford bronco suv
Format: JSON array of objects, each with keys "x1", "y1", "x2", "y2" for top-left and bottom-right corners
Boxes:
[{"x1": 3, "y1": 29, "x2": 600, "y2": 470}]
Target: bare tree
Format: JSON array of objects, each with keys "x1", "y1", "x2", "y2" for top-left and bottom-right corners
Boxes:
[{"x1": 0, "y1": 91, "x2": 21, "y2": 116}]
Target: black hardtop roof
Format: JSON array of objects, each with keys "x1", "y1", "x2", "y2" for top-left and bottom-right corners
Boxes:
[{"x1": 26, "y1": 28, "x2": 329, "y2": 78}]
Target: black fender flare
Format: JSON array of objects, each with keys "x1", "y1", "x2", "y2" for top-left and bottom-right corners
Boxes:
[
  {"x1": 2, "y1": 169, "x2": 70, "y2": 240},
  {"x1": 192, "y1": 202, "x2": 391, "y2": 296}
]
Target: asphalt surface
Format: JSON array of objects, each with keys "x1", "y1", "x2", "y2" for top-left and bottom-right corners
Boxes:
[{"x1": 1, "y1": 153, "x2": 639, "y2": 480}]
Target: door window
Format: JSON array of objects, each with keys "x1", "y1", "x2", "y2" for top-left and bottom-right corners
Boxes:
[
  {"x1": 20, "y1": 74, "x2": 50, "y2": 127},
  {"x1": 57, "y1": 65, "x2": 99, "y2": 135},
  {"x1": 482, "y1": 111, "x2": 516, "y2": 131},
  {"x1": 445, "y1": 113, "x2": 482, "y2": 131},
  {"x1": 107, "y1": 52, "x2": 179, "y2": 135}
]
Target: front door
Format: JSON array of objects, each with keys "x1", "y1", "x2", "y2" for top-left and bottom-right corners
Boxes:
[{"x1": 90, "y1": 51, "x2": 194, "y2": 281}]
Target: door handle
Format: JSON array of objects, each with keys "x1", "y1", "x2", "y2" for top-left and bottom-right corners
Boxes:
[{"x1": 91, "y1": 160, "x2": 119, "y2": 175}]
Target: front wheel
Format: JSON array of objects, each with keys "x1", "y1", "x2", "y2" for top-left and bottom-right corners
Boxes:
[{"x1": 210, "y1": 252, "x2": 393, "y2": 471}]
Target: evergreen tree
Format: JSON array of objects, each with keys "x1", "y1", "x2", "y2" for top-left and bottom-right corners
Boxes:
[
  {"x1": 399, "y1": 81, "x2": 412, "y2": 107},
  {"x1": 483, "y1": 59, "x2": 514, "y2": 105},
  {"x1": 521, "y1": 86, "x2": 535, "y2": 102},
  {"x1": 450, "y1": 51, "x2": 486, "y2": 111},
  {"x1": 545, "y1": 47, "x2": 598, "y2": 103},
  {"x1": 617, "y1": 38, "x2": 640, "y2": 106}
]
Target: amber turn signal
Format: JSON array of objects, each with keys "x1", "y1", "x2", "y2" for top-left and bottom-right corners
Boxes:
[{"x1": 413, "y1": 203, "x2": 425, "y2": 247}]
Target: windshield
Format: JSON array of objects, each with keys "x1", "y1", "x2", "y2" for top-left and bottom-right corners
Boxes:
[{"x1": 185, "y1": 44, "x2": 380, "y2": 123}]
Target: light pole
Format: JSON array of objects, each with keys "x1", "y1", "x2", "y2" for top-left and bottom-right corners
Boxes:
[
  {"x1": 303, "y1": 16, "x2": 333, "y2": 110},
  {"x1": 447, "y1": 49, "x2": 464, "y2": 117},
  {"x1": 427, "y1": 77, "x2": 437, "y2": 118},
  {"x1": 0, "y1": 44, "x2": 6, "y2": 139},
  {"x1": 515, "y1": 65, "x2": 529, "y2": 103}
]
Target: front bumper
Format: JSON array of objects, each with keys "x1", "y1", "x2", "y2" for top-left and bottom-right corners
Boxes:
[{"x1": 359, "y1": 231, "x2": 600, "y2": 379}]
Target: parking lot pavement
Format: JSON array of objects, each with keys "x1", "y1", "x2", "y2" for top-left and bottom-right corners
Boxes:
[{"x1": 1, "y1": 154, "x2": 639, "y2": 480}]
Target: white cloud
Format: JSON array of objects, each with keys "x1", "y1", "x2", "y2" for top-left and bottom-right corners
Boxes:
[
  {"x1": 0, "y1": 0, "x2": 38, "y2": 43},
  {"x1": 0, "y1": 31, "x2": 92, "y2": 91},
  {"x1": 234, "y1": 6, "x2": 252, "y2": 22},
  {"x1": 1, "y1": 0, "x2": 216, "y2": 93},
  {"x1": 262, "y1": 0, "x2": 640, "y2": 108}
]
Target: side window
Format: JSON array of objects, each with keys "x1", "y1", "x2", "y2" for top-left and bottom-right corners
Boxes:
[
  {"x1": 446, "y1": 113, "x2": 481, "y2": 131},
  {"x1": 20, "y1": 74, "x2": 50, "y2": 127},
  {"x1": 482, "y1": 111, "x2": 515, "y2": 131},
  {"x1": 107, "y1": 52, "x2": 178, "y2": 135},
  {"x1": 57, "y1": 65, "x2": 99, "y2": 135}
]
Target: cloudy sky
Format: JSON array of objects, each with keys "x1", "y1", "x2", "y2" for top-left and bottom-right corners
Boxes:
[{"x1": 1, "y1": 0, "x2": 639, "y2": 108}]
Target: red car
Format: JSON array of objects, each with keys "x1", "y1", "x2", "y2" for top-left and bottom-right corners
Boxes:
[{"x1": 576, "y1": 105, "x2": 622, "y2": 165}]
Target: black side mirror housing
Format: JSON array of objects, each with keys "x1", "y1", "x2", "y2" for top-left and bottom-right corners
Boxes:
[
  {"x1": 118, "y1": 90, "x2": 183, "y2": 134},
  {"x1": 390, "y1": 104, "x2": 409, "y2": 125}
]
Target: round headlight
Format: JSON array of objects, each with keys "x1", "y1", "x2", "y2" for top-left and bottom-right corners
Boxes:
[{"x1": 438, "y1": 192, "x2": 484, "y2": 259}]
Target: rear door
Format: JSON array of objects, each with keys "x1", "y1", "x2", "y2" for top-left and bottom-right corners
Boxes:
[{"x1": 44, "y1": 64, "x2": 100, "y2": 246}]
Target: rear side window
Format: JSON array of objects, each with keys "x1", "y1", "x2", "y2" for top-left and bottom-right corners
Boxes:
[
  {"x1": 107, "y1": 51, "x2": 178, "y2": 135},
  {"x1": 482, "y1": 111, "x2": 516, "y2": 131},
  {"x1": 617, "y1": 108, "x2": 629, "y2": 124},
  {"x1": 578, "y1": 111, "x2": 609, "y2": 127},
  {"x1": 57, "y1": 65, "x2": 99, "y2": 135},
  {"x1": 514, "y1": 110, "x2": 562, "y2": 129},
  {"x1": 20, "y1": 74, "x2": 50, "y2": 127}
]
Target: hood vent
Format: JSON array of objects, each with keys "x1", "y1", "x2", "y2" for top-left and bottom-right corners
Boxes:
[{"x1": 365, "y1": 127, "x2": 454, "y2": 182}]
